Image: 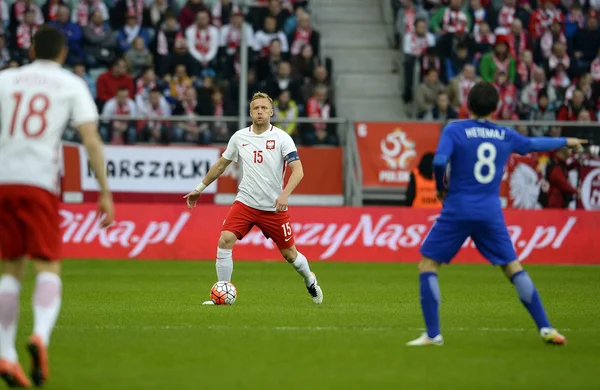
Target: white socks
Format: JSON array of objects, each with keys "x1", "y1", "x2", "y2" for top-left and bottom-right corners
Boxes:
[
  {"x1": 33, "y1": 272, "x2": 62, "y2": 347},
  {"x1": 216, "y1": 248, "x2": 233, "y2": 281},
  {"x1": 0, "y1": 275, "x2": 20, "y2": 362},
  {"x1": 292, "y1": 252, "x2": 316, "y2": 286}
]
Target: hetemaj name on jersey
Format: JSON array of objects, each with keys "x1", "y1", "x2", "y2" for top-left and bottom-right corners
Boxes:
[
  {"x1": 77, "y1": 145, "x2": 221, "y2": 194},
  {"x1": 465, "y1": 127, "x2": 506, "y2": 140}
]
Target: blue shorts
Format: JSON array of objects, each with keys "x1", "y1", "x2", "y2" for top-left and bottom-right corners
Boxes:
[{"x1": 420, "y1": 217, "x2": 517, "y2": 265}]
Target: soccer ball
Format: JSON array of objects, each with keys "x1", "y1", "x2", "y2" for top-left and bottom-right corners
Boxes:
[{"x1": 210, "y1": 281, "x2": 237, "y2": 305}]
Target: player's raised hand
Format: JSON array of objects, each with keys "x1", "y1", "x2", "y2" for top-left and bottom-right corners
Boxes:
[
  {"x1": 98, "y1": 192, "x2": 114, "y2": 228},
  {"x1": 566, "y1": 138, "x2": 588, "y2": 152},
  {"x1": 274, "y1": 193, "x2": 289, "y2": 212},
  {"x1": 184, "y1": 189, "x2": 201, "y2": 209}
]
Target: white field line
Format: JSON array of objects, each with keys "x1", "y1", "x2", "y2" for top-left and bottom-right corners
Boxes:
[{"x1": 54, "y1": 325, "x2": 600, "y2": 333}]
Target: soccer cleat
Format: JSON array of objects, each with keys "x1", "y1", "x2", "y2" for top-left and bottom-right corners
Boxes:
[
  {"x1": 27, "y1": 335, "x2": 49, "y2": 387},
  {"x1": 306, "y1": 273, "x2": 323, "y2": 304},
  {"x1": 202, "y1": 300, "x2": 215, "y2": 305},
  {"x1": 406, "y1": 333, "x2": 444, "y2": 346},
  {"x1": 540, "y1": 327, "x2": 567, "y2": 345},
  {"x1": 0, "y1": 359, "x2": 31, "y2": 388}
]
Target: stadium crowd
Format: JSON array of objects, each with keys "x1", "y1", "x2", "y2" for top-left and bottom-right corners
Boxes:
[
  {"x1": 0, "y1": 0, "x2": 337, "y2": 146},
  {"x1": 395, "y1": 0, "x2": 600, "y2": 140}
]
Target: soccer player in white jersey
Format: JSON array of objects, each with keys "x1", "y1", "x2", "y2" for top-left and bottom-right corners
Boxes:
[
  {"x1": 184, "y1": 92, "x2": 323, "y2": 305},
  {"x1": 0, "y1": 26, "x2": 113, "y2": 387}
]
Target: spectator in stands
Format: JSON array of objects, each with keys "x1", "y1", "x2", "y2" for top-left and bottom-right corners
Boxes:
[
  {"x1": 209, "y1": 89, "x2": 233, "y2": 143},
  {"x1": 557, "y1": 89, "x2": 595, "y2": 120},
  {"x1": 172, "y1": 87, "x2": 211, "y2": 144},
  {"x1": 136, "y1": 66, "x2": 166, "y2": 108},
  {"x1": 0, "y1": 34, "x2": 10, "y2": 69},
  {"x1": 96, "y1": 58, "x2": 135, "y2": 110},
  {"x1": 302, "y1": 64, "x2": 333, "y2": 103},
  {"x1": 14, "y1": 8, "x2": 39, "y2": 63},
  {"x1": 100, "y1": 87, "x2": 138, "y2": 144},
  {"x1": 304, "y1": 84, "x2": 338, "y2": 146},
  {"x1": 591, "y1": 48, "x2": 600, "y2": 85},
  {"x1": 185, "y1": 9, "x2": 219, "y2": 77},
  {"x1": 495, "y1": 70, "x2": 519, "y2": 117},
  {"x1": 520, "y1": 66, "x2": 557, "y2": 117},
  {"x1": 565, "y1": 72, "x2": 594, "y2": 107},
  {"x1": 498, "y1": 0, "x2": 529, "y2": 30},
  {"x1": 228, "y1": 67, "x2": 261, "y2": 109},
  {"x1": 260, "y1": 0, "x2": 291, "y2": 31},
  {"x1": 479, "y1": 34, "x2": 516, "y2": 83},
  {"x1": 82, "y1": 9, "x2": 118, "y2": 68},
  {"x1": 545, "y1": 41, "x2": 577, "y2": 80},
  {"x1": 212, "y1": 0, "x2": 241, "y2": 28},
  {"x1": 72, "y1": 0, "x2": 109, "y2": 26},
  {"x1": 50, "y1": 4, "x2": 82, "y2": 65},
  {"x1": 147, "y1": 0, "x2": 177, "y2": 31},
  {"x1": 265, "y1": 60, "x2": 303, "y2": 104},
  {"x1": 529, "y1": 0, "x2": 561, "y2": 40},
  {"x1": 421, "y1": 47, "x2": 445, "y2": 86},
  {"x1": 402, "y1": 18, "x2": 435, "y2": 103},
  {"x1": 255, "y1": 15, "x2": 289, "y2": 56},
  {"x1": 273, "y1": 89, "x2": 299, "y2": 138},
  {"x1": 118, "y1": 10, "x2": 151, "y2": 52},
  {"x1": 42, "y1": 0, "x2": 65, "y2": 23},
  {"x1": 529, "y1": 90, "x2": 558, "y2": 136},
  {"x1": 448, "y1": 63, "x2": 477, "y2": 108},
  {"x1": 110, "y1": 0, "x2": 146, "y2": 29},
  {"x1": 423, "y1": 91, "x2": 458, "y2": 120},
  {"x1": 506, "y1": 19, "x2": 531, "y2": 60},
  {"x1": 125, "y1": 36, "x2": 153, "y2": 78},
  {"x1": 291, "y1": 43, "x2": 318, "y2": 81},
  {"x1": 288, "y1": 9, "x2": 319, "y2": 58},
  {"x1": 256, "y1": 38, "x2": 285, "y2": 81},
  {"x1": 283, "y1": 5, "x2": 304, "y2": 35},
  {"x1": 168, "y1": 31, "x2": 199, "y2": 77},
  {"x1": 538, "y1": 147, "x2": 579, "y2": 209},
  {"x1": 178, "y1": 0, "x2": 209, "y2": 31},
  {"x1": 72, "y1": 62, "x2": 96, "y2": 98},
  {"x1": 516, "y1": 49, "x2": 535, "y2": 89},
  {"x1": 565, "y1": 3, "x2": 585, "y2": 41},
  {"x1": 468, "y1": 0, "x2": 494, "y2": 35},
  {"x1": 169, "y1": 63, "x2": 193, "y2": 100},
  {"x1": 430, "y1": 0, "x2": 471, "y2": 36},
  {"x1": 153, "y1": 12, "x2": 181, "y2": 77},
  {"x1": 395, "y1": 0, "x2": 428, "y2": 49},
  {"x1": 139, "y1": 88, "x2": 172, "y2": 144},
  {"x1": 473, "y1": 21, "x2": 495, "y2": 59},
  {"x1": 9, "y1": 0, "x2": 43, "y2": 34},
  {"x1": 573, "y1": 10, "x2": 600, "y2": 70},
  {"x1": 537, "y1": 16, "x2": 566, "y2": 62},
  {"x1": 415, "y1": 68, "x2": 446, "y2": 118},
  {"x1": 445, "y1": 41, "x2": 474, "y2": 80},
  {"x1": 218, "y1": 10, "x2": 256, "y2": 80}
]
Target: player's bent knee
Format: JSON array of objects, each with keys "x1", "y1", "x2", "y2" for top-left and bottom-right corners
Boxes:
[
  {"x1": 419, "y1": 257, "x2": 441, "y2": 273},
  {"x1": 32, "y1": 259, "x2": 61, "y2": 276},
  {"x1": 501, "y1": 260, "x2": 523, "y2": 279},
  {"x1": 280, "y1": 246, "x2": 297, "y2": 263},
  {"x1": 218, "y1": 231, "x2": 237, "y2": 249},
  {"x1": 1, "y1": 257, "x2": 28, "y2": 281}
]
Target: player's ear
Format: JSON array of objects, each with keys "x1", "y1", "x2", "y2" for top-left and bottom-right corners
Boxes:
[
  {"x1": 58, "y1": 47, "x2": 68, "y2": 65},
  {"x1": 28, "y1": 46, "x2": 35, "y2": 61}
]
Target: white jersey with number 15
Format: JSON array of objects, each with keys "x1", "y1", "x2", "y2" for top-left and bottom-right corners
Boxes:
[
  {"x1": 222, "y1": 125, "x2": 298, "y2": 212},
  {"x1": 0, "y1": 61, "x2": 99, "y2": 194}
]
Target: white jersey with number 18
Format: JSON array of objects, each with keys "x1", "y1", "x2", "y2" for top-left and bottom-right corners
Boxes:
[
  {"x1": 0, "y1": 60, "x2": 99, "y2": 194},
  {"x1": 222, "y1": 125, "x2": 298, "y2": 212}
]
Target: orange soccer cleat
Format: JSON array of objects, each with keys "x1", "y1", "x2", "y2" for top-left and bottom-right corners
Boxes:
[
  {"x1": 27, "y1": 335, "x2": 49, "y2": 387},
  {"x1": 0, "y1": 359, "x2": 31, "y2": 388}
]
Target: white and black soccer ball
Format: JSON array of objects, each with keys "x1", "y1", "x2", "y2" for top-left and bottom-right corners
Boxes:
[{"x1": 210, "y1": 281, "x2": 237, "y2": 305}]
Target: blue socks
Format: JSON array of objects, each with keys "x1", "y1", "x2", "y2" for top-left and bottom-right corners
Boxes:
[
  {"x1": 419, "y1": 272, "x2": 441, "y2": 338},
  {"x1": 511, "y1": 270, "x2": 551, "y2": 330}
]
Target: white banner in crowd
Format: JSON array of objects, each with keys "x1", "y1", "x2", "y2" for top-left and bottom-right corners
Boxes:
[{"x1": 79, "y1": 145, "x2": 220, "y2": 193}]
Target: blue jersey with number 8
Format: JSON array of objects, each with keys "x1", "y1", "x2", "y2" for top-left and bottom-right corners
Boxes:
[{"x1": 434, "y1": 119, "x2": 566, "y2": 220}]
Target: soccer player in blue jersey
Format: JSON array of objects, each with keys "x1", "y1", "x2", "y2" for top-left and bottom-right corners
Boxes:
[{"x1": 407, "y1": 81, "x2": 587, "y2": 346}]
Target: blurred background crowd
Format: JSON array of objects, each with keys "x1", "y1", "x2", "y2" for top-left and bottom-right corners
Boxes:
[
  {"x1": 394, "y1": 0, "x2": 600, "y2": 142},
  {"x1": 0, "y1": 0, "x2": 337, "y2": 146}
]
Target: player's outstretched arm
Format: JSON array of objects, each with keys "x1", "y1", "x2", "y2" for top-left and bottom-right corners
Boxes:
[
  {"x1": 514, "y1": 132, "x2": 588, "y2": 155},
  {"x1": 275, "y1": 160, "x2": 304, "y2": 212},
  {"x1": 78, "y1": 122, "x2": 114, "y2": 228},
  {"x1": 184, "y1": 157, "x2": 233, "y2": 209}
]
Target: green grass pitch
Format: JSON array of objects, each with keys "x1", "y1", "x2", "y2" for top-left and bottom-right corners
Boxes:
[{"x1": 11, "y1": 260, "x2": 600, "y2": 389}]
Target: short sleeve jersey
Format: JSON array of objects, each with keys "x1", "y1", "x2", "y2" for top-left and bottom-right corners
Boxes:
[
  {"x1": 222, "y1": 125, "x2": 298, "y2": 211},
  {"x1": 0, "y1": 60, "x2": 99, "y2": 194}
]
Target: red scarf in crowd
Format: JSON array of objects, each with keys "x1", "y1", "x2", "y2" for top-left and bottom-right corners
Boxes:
[
  {"x1": 493, "y1": 54, "x2": 510, "y2": 74},
  {"x1": 507, "y1": 32, "x2": 527, "y2": 59},
  {"x1": 306, "y1": 97, "x2": 330, "y2": 133},
  {"x1": 591, "y1": 58, "x2": 600, "y2": 82},
  {"x1": 550, "y1": 71, "x2": 570, "y2": 89},
  {"x1": 548, "y1": 54, "x2": 570, "y2": 71},
  {"x1": 498, "y1": 5, "x2": 516, "y2": 28},
  {"x1": 195, "y1": 28, "x2": 211, "y2": 55},
  {"x1": 540, "y1": 31, "x2": 566, "y2": 59},
  {"x1": 47, "y1": 2, "x2": 59, "y2": 21},
  {"x1": 442, "y1": 8, "x2": 467, "y2": 33},
  {"x1": 291, "y1": 27, "x2": 312, "y2": 56},
  {"x1": 422, "y1": 56, "x2": 441, "y2": 76},
  {"x1": 527, "y1": 81, "x2": 545, "y2": 105},
  {"x1": 136, "y1": 78, "x2": 156, "y2": 97},
  {"x1": 76, "y1": 0, "x2": 103, "y2": 26},
  {"x1": 458, "y1": 77, "x2": 475, "y2": 106},
  {"x1": 16, "y1": 23, "x2": 38, "y2": 49},
  {"x1": 517, "y1": 60, "x2": 535, "y2": 85},
  {"x1": 404, "y1": 8, "x2": 416, "y2": 34},
  {"x1": 495, "y1": 82, "x2": 518, "y2": 115},
  {"x1": 126, "y1": 0, "x2": 144, "y2": 24},
  {"x1": 410, "y1": 33, "x2": 430, "y2": 56},
  {"x1": 146, "y1": 103, "x2": 164, "y2": 131}
]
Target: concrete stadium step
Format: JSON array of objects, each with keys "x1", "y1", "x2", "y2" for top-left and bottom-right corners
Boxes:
[
  {"x1": 316, "y1": 5, "x2": 382, "y2": 23},
  {"x1": 335, "y1": 97, "x2": 405, "y2": 121},
  {"x1": 320, "y1": 23, "x2": 390, "y2": 49},
  {"x1": 336, "y1": 74, "x2": 400, "y2": 98},
  {"x1": 327, "y1": 48, "x2": 398, "y2": 73}
]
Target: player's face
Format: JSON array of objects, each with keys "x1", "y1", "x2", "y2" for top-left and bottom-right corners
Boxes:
[{"x1": 250, "y1": 98, "x2": 273, "y2": 125}]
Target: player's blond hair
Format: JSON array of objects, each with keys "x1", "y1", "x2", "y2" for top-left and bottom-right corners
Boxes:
[{"x1": 250, "y1": 92, "x2": 273, "y2": 108}]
